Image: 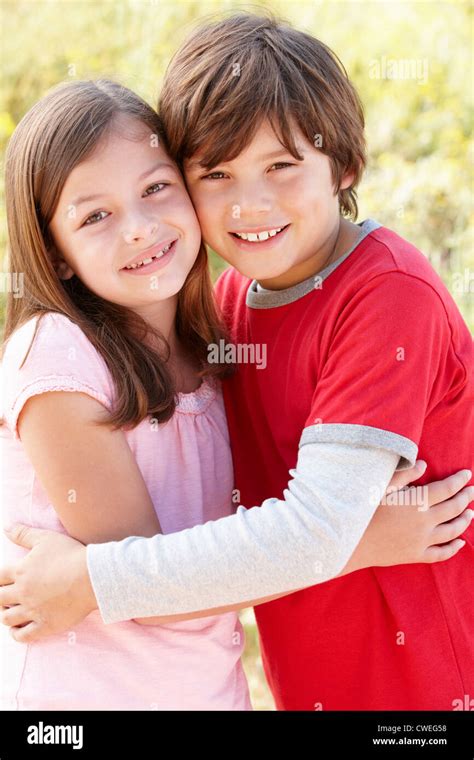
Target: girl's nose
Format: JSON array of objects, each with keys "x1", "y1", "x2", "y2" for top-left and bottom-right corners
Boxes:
[{"x1": 122, "y1": 220, "x2": 159, "y2": 245}]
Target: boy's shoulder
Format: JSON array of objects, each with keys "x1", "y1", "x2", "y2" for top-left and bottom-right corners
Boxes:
[
  {"x1": 214, "y1": 223, "x2": 468, "y2": 340},
  {"x1": 357, "y1": 224, "x2": 445, "y2": 288},
  {"x1": 350, "y1": 224, "x2": 468, "y2": 332}
]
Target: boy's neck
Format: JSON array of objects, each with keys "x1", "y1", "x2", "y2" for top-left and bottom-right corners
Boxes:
[{"x1": 257, "y1": 217, "x2": 362, "y2": 291}]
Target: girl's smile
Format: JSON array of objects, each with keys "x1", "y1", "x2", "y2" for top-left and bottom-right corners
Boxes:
[
  {"x1": 120, "y1": 238, "x2": 178, "y2": 274},
  {"x1": 49, "y1": 114, "x2": 202, "y2": 324}
]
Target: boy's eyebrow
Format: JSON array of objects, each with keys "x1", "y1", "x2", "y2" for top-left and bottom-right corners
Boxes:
[
  {"x1": 71, "y1": 161, "x2": 176, "y2": 207},
  {"x1": 260, "y1": 146, "x2": 306, "y2": 161},
  {"x1": 186, "y1": 146, "x2": 306, "y2": 171}
]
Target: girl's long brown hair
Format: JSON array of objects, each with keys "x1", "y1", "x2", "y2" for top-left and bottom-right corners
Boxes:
[{"x1": 2, "y1": 79, "x2": 231, "y2": 430}]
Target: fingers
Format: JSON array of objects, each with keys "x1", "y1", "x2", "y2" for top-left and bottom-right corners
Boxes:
[
  {"x1": 432, "y1": 509, "x2": 474, "y2": 545},
  {"x1": 430, "y1": 486, "x2": 474, "y2": 524},
  {"x1": 0, "y1": 604, "x2": 31, "y2": 628},
  {"x1": 3, "y1": 523, "x2": 44, "y2": 550},
  {"x1": 424, "y1": 538, "x2": 466, "y2": 564},
  {"x1": 423, "y1": 470, "x2": 472, "y2": 508},
  {"x1": 388, "y1": 460, "x2": 427, "y2": 491},
  {"x1": 0, "y1": 584, "x2": 20, "y2": 607},
  {"x1": 9, "y1": 621, "x2": 44, "y2": 644},
  {"x1": 0, "y1": 565, "x2": 15, "y2": 585}
]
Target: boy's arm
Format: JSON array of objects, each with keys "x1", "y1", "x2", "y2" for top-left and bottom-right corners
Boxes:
[
  {"x1": 2, "y1": 272, "x2": 471, "y2": 639},
  {"x1": 87, "y1": 433, "x2": 473, "y2": 625},
  {"x1": 1, "y1": 460, "x2": 471, "y2": 639},
  {"x1": 89, "y1": 271, "x2": 471, "y2": 624},
  {"x1": 134, "y1": 465, "x2": 472, "y2": 624},
  {"x1": 87, "y1": 441, "x2": 398, "y2": 623}
]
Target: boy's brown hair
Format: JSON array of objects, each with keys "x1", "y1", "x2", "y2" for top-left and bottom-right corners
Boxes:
[{"x1": 159, "y1": 12, "x2": 367, "y2": 218}]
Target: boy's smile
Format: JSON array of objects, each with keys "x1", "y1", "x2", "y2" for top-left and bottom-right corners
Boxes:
[
  {"x1": 184, "y1": 118, "x2": 358, "y2": 290},
  {"x1": 229, "y1": 223, "x2": 291, "y2": 249}
]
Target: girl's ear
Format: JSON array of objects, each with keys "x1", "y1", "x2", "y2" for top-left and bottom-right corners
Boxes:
[
  {"x1": 56, "y1": 261, "x2": 75, "y2": 280},
  {"x1": 48, "y1": 246, "x2": 75, "y2": 280}
]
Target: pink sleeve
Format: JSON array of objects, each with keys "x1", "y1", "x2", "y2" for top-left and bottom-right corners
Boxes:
[{"x1": 2, "y1": 312, "x2": 114, "y2": 440}]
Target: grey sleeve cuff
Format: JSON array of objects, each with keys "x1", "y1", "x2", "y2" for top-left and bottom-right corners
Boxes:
[
  {"x1": 86, "y1": 440, "x2": 400, "y2": 624},
  {"x1": 300, "y1": 423, "x2": 418, "y2": 470}
]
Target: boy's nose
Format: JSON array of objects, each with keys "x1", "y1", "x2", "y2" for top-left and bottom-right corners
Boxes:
[{"x1": 235, "y1": 186, "x2": 273, "y2": 216}]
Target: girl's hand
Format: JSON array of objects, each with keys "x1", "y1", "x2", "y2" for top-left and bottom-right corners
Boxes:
[{"x1": 343, "y1": 462, "x2": 473, "y2": 574}]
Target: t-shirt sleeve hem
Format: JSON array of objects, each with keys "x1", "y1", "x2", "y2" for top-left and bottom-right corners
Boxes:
[
  {"x1": 9, "y1": 376, "x2": 111, "y2": 440},
  {"x1": 300, "y1": 423, "x2": 418, "y2": 470}
]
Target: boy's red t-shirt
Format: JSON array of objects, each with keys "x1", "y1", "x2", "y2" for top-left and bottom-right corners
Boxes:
[{"x1": 214, "y1": 223, "x2": 474, "y2": 711}]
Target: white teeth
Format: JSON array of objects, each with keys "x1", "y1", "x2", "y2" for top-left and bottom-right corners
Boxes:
[
  {"x1": 124, "y1": 242, "x2": 172, "y2": 269},
  {"x1": 234, "y1": 227, "x2": 283, "y2": 242}
]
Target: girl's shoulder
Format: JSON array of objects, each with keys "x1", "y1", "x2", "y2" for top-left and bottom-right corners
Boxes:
[
  {"x1": 3, "y1": 311, "x2": 104, "y2": 371},
  {"x1": 2, "y1": 312, "x2": 114, "y2": 438}
]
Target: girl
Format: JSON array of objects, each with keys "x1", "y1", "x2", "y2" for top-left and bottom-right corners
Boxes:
[
  {"x1": 0, "y1": 80, "x2": 470, "y2": 710},
  {"x1": 1, "y1": 79, "x2": 250, "y2": 710}
]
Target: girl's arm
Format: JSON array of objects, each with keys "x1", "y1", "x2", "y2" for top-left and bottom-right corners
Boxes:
[{"x1": 18, "y1": 391, "x2": 161, "y2": 544}]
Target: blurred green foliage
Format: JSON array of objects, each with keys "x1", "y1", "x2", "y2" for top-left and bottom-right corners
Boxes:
[
  {"x1": 0, "y1": 0, "x2": 471, "y2": 711},
  {"x1": 1, "y1": 0, "x2": 472, "y2": 330}
]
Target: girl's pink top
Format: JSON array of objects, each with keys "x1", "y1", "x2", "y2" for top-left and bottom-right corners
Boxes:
[{"x1": 0, "y1": 312, "x2": 251, "y2": 710}]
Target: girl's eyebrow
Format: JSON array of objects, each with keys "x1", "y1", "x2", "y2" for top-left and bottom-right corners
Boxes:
[{"x1": 71, "y1": 161, "x2": 177, "y2": 207}]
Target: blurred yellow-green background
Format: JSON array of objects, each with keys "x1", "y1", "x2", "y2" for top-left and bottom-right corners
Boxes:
[{"x1": 1, "y1": 0, "x2": 472, "y2": 710}]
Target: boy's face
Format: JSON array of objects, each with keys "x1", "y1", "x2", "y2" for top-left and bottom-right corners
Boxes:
[{"x1": 183, "y1": 119, "x2": 354, "y2": 287}]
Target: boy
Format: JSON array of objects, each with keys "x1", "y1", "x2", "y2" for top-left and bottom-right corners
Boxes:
[{"x1": 2, "y1": 14, "x2": 473, "y2": 710}]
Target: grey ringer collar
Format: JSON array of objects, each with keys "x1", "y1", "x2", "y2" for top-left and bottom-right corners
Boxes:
[{"x1": 246, "y1": 218, "x2": 382, "y2": 309}]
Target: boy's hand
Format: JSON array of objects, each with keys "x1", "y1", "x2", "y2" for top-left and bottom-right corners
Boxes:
[
  {"x1": 347, "y1": 463, "x2": 473, "y2": 572},
  {"x1": 0, "y1": 527, "x2": 95, "y2": 643}
]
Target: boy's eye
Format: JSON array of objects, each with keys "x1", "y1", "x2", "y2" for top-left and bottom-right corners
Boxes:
[
  {"x1": 82, "y1": 210, "x2": 109, "y2": 227},
  {"x1": 144, "y1": 182, "x2": 168, "y2": 195},
  {"x1": 200, "y1": 164, "x2": 293, "y2": 181},
  {"x1": 269, "y1": 162, "x2": 293, "y2": 171},
  {"x1": 200, "y1": 171, "x2": 227, "y2": 180}
]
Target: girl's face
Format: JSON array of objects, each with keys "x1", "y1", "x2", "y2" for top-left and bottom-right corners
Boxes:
[{"x1": 49, "y1": 115, "x2": 202, "y2": 320}]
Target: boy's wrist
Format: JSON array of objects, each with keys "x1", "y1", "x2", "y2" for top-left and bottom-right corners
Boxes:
[{"x1": 78, "y1": 545, "x2": 98, "y2": 615}]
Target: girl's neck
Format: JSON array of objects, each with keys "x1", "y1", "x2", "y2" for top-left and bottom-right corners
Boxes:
[{"x1": 133, "y1": 297, "x2": 202, "y2": 394}]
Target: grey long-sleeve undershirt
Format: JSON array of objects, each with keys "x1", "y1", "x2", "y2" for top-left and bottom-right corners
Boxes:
[{"x1": 86, "y1": 440, "x2": 403, "y2": 624}]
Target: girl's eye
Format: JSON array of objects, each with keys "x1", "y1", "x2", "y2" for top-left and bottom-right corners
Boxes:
[
  {"x1": 80, "y1": 183, "x2": 168, "y2": 227},
  {"x1": 269, "y1": 162, "x2": 293, "y2": 171},
  {"x1": 82, "y1": 210, "x2": 109, "y2": 227},
  {"x1": 200, "y1": 171, "x2": 227, "y2": 180},
  {"x1": 144, "y1": 182, "x2": 167, "y2": 195}
]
